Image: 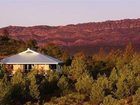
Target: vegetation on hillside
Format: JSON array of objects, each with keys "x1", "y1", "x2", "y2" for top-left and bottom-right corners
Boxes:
[{"x1": 0, "y1": 36, "x2": 140, "y2": 105}]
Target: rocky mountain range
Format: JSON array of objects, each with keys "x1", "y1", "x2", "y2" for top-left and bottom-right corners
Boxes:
[{"x1": 0, "y1": 18, "x2": 140, "y2": 55}]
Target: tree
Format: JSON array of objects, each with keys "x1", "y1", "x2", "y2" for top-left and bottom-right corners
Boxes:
[
  {"x1": 114, "y1": 70, "x2": 136, "y2": 99},
  {"x1": 2, "y1": 72, "x2": 27, "y2": 105},
  {"x1": 27, "y1": 70, "x2": 40, "y2": 100},
  {"x1": 0, "y1": 75, "x2": 10, "y2": 104},
  {"x1": 90, "y1": 82, "x2": 105, "y2": 104},
  {"x1": 109, "y1": 68, "x2": 119, "y2": 83},
  {"x1": 75, "y1": 73, "x2": 93, "y2": 96},
  {"x1": 40, "y1": 71, "x2": 60, "y2": 100},
  {"x1": 0, "y1": 65, "x2": 4, "y2": 78},
  {"x1": 122, "y1": 43, "x2": 135, "y2": 65},
  {"x1": 44, "y1": 93, "x2": 86, "y2": 105},
  {"x1": 1, "y1": 29, "x2": 10, "y2": 41},
  {"x1": 11, "y1": 70, "x2": 24, "y2": 85},
  {"x1": 106, "y1": 49, "x2": 121, "y2": 63},
  {"x1": 29, "y1": 76, "x2": 40, "y2": 100},
  {"x1": 0, "y1": 35, "x2": 25, "y2": 56},
  {"x1": 101, "y1": 95, "x2": 119, "y2": 105},
  {"x1": 2, "y1": 84, "x2": 27, "y2": 105},
  {"x1": 130, "y1": 54, "x2": 140, "y2": 74},
  {"x1": 60, "y1": 51, "x2": 71, "y2": 66},
  {"x1": 69, "y1": 52, "x2": 88, "y2": 81},
  {"x1": 93, "y1": 48, "x2": 106, "y2": 61},
  {"x1": 90, "y1": 76, "x2": 111, "y2": 104},
  {"x1": 57, "y1": 75, "x2": 69, "y2": 94},
  {"x1": 41, "y1": 43, "x2": 62, "y2": 59},
  {"x1": 26, "y1": 39, "x2": 37, "y2": 49}
]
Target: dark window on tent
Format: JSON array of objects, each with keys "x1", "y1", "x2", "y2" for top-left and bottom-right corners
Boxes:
[
  {"x1": 24, "y1": 65, "x2": 28, "y2": 70},
  {"x1": 49, "y1": 64, "x2": 57, "y2": 69},
  {"x1": 24, "y1": 64, "x2": 33, "y2": 71},
  {"x1": 29, "y1": 64, "x2": 32, "y2": 70}
]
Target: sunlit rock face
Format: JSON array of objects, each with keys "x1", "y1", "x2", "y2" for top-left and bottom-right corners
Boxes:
[{"x1": 0, "y1": 19, "x2": 140, "y2": 55}]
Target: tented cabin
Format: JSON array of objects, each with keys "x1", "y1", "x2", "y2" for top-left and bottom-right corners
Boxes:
[{"x1": 0, "y1": 48, "x2": 63, "y2": 75}]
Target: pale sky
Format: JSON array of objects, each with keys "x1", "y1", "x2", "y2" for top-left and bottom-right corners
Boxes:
[{"x1": 0, "y1": 0, "x2": 139, "y2": 27}]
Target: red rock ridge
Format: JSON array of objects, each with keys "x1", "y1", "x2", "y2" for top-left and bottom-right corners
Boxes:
[{"x1": 0, "y1": 18, "x2": 140, "y2": 54}]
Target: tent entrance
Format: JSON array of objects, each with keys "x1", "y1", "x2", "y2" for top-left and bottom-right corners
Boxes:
[{"x1": 24, "y1": 64, "x2": 34, "y2": 72}]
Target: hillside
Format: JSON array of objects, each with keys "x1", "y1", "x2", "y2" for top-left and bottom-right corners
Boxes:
[{"x1": 0, "y1": 18, "x2": 140, "y2": 55}]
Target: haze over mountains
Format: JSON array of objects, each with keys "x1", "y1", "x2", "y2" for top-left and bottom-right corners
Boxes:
[{"x1": 0, "y1": 18, "x2": 140, "y2": 55}]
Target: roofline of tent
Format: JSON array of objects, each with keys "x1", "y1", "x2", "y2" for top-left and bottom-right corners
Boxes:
[
  {"x1": 0, "y1": 48, "x2": 63, "y2": 64},
  {"x1": 0, "y1": 62, "x2": 63, "y2": 65}
]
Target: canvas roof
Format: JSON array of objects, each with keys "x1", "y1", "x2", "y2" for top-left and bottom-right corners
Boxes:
[{"x1": 0, "y1": 48, "x2": 63, "y2": 64}]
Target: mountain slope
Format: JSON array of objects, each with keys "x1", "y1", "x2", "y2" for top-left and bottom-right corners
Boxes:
[{"x1": 0, "y1": 19, "x2": 140, "y2": 55}]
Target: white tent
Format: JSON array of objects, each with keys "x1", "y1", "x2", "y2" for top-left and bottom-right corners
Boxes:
[
  {"x1": 0, "y1": 48, "x2": 62, "y2": 64},
  {"x1": 0, "y1": 48, "x2": 63, "y2": 74}
]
